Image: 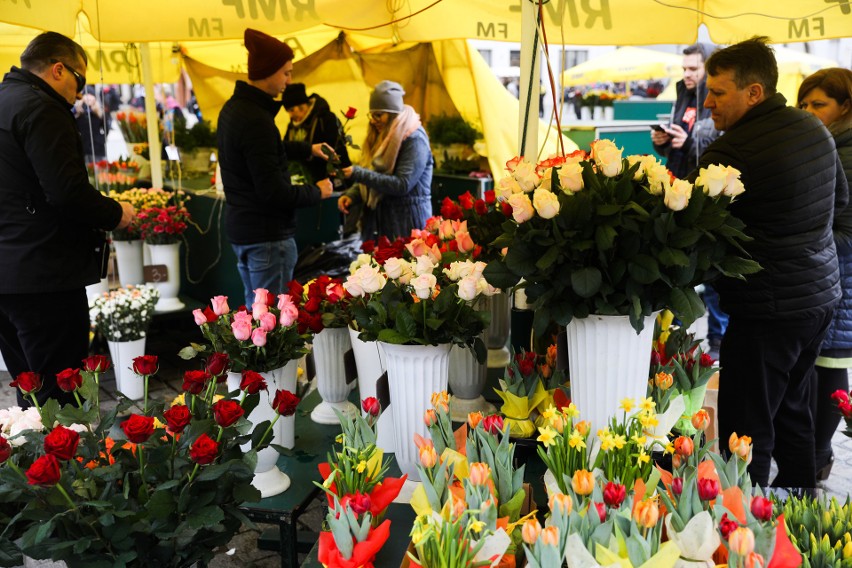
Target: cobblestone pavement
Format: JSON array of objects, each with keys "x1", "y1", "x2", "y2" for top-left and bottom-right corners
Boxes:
[{"x1": 1, "y1": 321, "x2": 850, "y2": 567}]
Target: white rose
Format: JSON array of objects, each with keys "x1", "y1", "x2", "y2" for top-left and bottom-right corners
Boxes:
[
  {"x1": 508, "y1": 193, "x2": 535, "y2": 223},
  {"x1": 664, "y1": 179, "x2": 693, "y2": 211},
  {"x1": 359, "y1": 265, "x2": 387, "y2": 294},
  {"x1": 383, "y1": 257, "x2": 409, "y2": 280},
  {"x1": 512, "y1": 160, "x2": 540, "y2": 192},
  {"x1": 533, "y1": 188, "x2": 560, "y2": 219},
  {"x1": 591, "y1": 139, "x2": 624, "y2": 177},
  {"x1": 723, "y1": 166, "x2": 745, "y2": 198},
  {"x1": 411, "y1": 273, "x2": 437, "y2": 299},
  {"x1": 537, "y1": 167, "x2": 555, "y2": 191},
  {"x1": 477, "y1": 277, "x2": 499, "y2": 297},
  {"x1": 496, "y1": 176, "x2": 522, "y2": 201},
  {"x1": 443, "y1": 261, "x2": 465, "y2": 282},
  {"x1": 457, "y1": 275, "x2": 480, "y2": 301},
  {"x1": 414, "y1": 255, "x2": 436, "y2": 276},
  {"x1": 471, "y1": 261, "x2": 487, "y2": 279},
  {"x1": 695, "y1": 164, "x2": 728, "y2": 197},
  {"x1": 645, "y1": 163, "x2": 671, "y2": 196},
  {"x1": 349, "y1": 253, "x2": 374, "y2": 274},
  {"x1": 558, "y1": 162, "x2": 584, "y2": 193},
  {"x1": 343, "y1": 275, "x2": 365, "y2": 297}
]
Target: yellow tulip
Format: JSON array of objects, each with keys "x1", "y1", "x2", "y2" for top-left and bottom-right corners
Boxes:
[
  {"x1": 633, "y1": 498, "x2": 660, "y2": 528},
  {"x1": 572, "y1": 469, "x2": 595, "y2": 496},
  {"x1": 729, "y1": 526, "x2": 755, "y2": 556},
  {"x1": 729, "y1": 432, "x2": 753, "y2": 461}
]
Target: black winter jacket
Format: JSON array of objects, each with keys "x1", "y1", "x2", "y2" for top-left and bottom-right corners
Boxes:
[
  {"x1": 0, "y1": 67, "x2": 122, "y2": 293},
  {"x1": 217, "y1": 81, "x2": 321, "y2": 244},
  {"x1": 283, "y1": 94, "x2": 352, "y2": 185},
  {"x1": 653, "y1": 78, "x2": 718, "y2": 178},
  {"x1": 692, "y1": 94, "x2": 848, "y2": 319}
]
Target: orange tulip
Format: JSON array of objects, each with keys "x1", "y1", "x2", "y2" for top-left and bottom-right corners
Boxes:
[
  {"x1": 431, "y1": 391, "x2": 449, "y2": 413},
  {"x1": 728, "y1": 432, "x2": 753, "y2": 461},
  {"x1": 424, "y1": 409, "x2": 438, "y2": 427},
  {"x1": 469, "y1": 462, "x2": 491, "y2": 486},
  {"x1": 522, "y1": 519, "x2": 542, "y2": 545},
  {"x1": 419, "y1": 444, "x2": 438, "y2": 468},
  {"x1": 571, "y1": 469, "x2": 595, "y2": 496},
  {"x1": 549, "y1": 492, "x2": 573, "y2": 515},
  {"x1": 467, "y1": 411, "x2": 484, "y2": 429},
  {"x1": 540, "y1": 526, "x2": 560, "y2": 547},
  {"x1": 575, "y1": 420, "x2": 591, "y2": 436},
  {"x1": 673, "y1": 435, "x2": 694, "y2": 457},
  {"x1": 633, "y1": 498, "x2": 660, "y2": 528},
  {"x1": 654, "y1": 372, "x2": 673, "y2": 390},
  {"x1": 728, "y1": 526, "x2": 755, "y2": 556},
  {"x1": 691, "y1": 409, "x2": 710, "y2": 431}
]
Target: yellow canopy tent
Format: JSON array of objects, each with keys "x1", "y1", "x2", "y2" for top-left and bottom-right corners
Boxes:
[
  {"x1": 183, "y1": 33, "x2": 575, "y2": 176},
  {"x1": 561, "y1": 46, "x2": 682, "y2": 87}
]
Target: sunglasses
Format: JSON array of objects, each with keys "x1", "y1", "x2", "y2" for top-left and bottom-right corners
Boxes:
[{"x1": 50, "y1": 59, "x2": 86, "y2": 93}]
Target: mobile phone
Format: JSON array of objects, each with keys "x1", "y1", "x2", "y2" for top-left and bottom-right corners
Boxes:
[{"x1": 651, "y1": 124, "x2": 667, "y2": 132}]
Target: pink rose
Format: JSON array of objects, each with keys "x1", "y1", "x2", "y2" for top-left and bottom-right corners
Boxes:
[
  {"x1": 253, "y1": 288, "x2": 270, "y2": 305},
  {"x1": 259, "y1": 311, "x2": 277, "y2": 332},
  {"x1": 251, "y1": 328, "x2": 267, "y2": 347},
  {"x1": 211, "y1": 296, "x2": 230, "y2": 316},
  {"x1": 277, "y1": 293, "x2": 295, "y2": 311},
  {"x1": 192, "y1": 309, "x2": 207, "y2": 325},
  {"x1": 405, "y1": 239, "x2": 430, "y2": 258},
  {"x1": 252, "y1": 303, "x2": 269, "y2": 319},
  {"x1": 278, "y1": 295, "x2": 299, "y2": 327},
  {"x1": 233, "y1": 310, "x2": 253, "y2": 325},
  {"x1": 231, "y1": 320, "x2": 252, "y2": 341},
  {"x1": 455, "y1": 231, "x2": 475, "y2": 253}
]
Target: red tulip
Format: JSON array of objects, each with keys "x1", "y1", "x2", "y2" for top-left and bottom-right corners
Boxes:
[
  {"x1": 603, "y1": 481, "x2": 626, "y2": 508},
  {"x1": 697, "y1": 477, "x2": 720, "y2": 501},
  {"x1": 750, "y1": 495, "x2": 773, "y2": 522}
]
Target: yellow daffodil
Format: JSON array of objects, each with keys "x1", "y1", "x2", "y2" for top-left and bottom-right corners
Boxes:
[
  {"x1": 356, "y1": 460, "x2": 367, "y2": 473},
  {"x1": 599, "y1": 433, "x2": 616, "y2": 452},
  {"x1": 639, "y1": 397, "x2": 656, "y2": 412},
  {"x1": 564, "y1": 403, "x2": 580, "y2": 419},
  {"x1": 631, "y1": 434, "x2": 647, "y2": 446},
  {"x1": 470, "y1": 520, "x2": 485, "y2": 534},
  {"x1": 637, "y1": 449, "x2": 650, "y2": 465},
  {"x1": 541, "y1": 405, "x2": 557, "y2": 422},
  {"x1": 664, "y1": 442, "x2": 675, "y2": 454},
  {"x1": 620, "y1": 398, "x2": 635, "y2": 413},
  {"x1": 613, "y1": 434, "x2": 626, "y2": 450},
  {"x1": 568, "y1": 430, "x2": 586, "y2": 450},
  {"x1": 537, "y1": 426, "x2": 558, "y2": 448}
]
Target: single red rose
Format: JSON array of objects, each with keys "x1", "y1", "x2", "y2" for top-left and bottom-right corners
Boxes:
[
  {"x1": 602, "y1": 481, "x2": 626, "y2": 508},
  {"x1": 500, "y1": 202, "x2": 513, "y2": 217},
  {"x1": 163, "y1": 404, "x2": 192, "y2": 433},
  {"x1": 202, "y1": 306, "x2": 217, "y2": 322},
  {"x1": 474, "y1": 199, "x2": 488, "y2": 215},
  {"x1": 440, "y1": 197, "x2": 463, "y2": 221},
  {"x1": 26, "y1": 454, "x2": 61, "y2": 486},
  {"x1": 240, "y1": 370, "x2": 267, "y2": 394},
  {"x1": 458, "y1": 191, "x2": 475, "y2": 210},
  {"x1": 447, "y1": 239, "x2": 459, "y2": 252},
  {"x1": 287, "y1": 280, "x2": 304, "y2": 301},
  {"x1": 484, "y1": 190, "x2": 496, "y2": 204},
  {"x1": 82, "y1": 355, "x2": 111, "y2": 373},
  {"x1": 671, "y1": 477, "x2": 683, "y2": 496},
  {"x1": 0, "y1": 436, "x2": 11, "y2": 463},
  {"x1": 132, "y1": 355, "x2": 159, "y2": 376},
  {"x1": 11, "y1": 371, "x2": 42, "y2": 395},
  {"x1": 303, "y1": 297, "x2": 321, "y2": 313},
  {"x1": 362, "y1": 397, "x2": 380, "y2": 417},
  {"x1": 361, "y1": 240, "x2": 375, "y2": 254},
  {"x1": 212, "y1": 399, "x2": 245, "y2": 427},
  {"x1": 121, "y1": 414, "x2": 155, "y2": 444},
  {"x1": 750, "y1": 495, "x2": 773, "y2": 522},
  {"x1": 697, "y1": 477, "x2": 720, "y2": 501},
  {"x1": 190, "y1": 433, "x2": 219, "y2": 465},
  {"x1": 719, "y1": 513, "x2": 739, "y2": 539},
  {"x1": 831, "y1": 389, "x2": 850, "y2": 404},
  {"x1": 205, "y1": 352, "x2": 231, "y2": 377},
  {"x1": 55, "y1": 368, "x2": 83, "y2": 392},
  {"x1": 271, "y1": 389, "x2": 300, "y2": 416},
  {"x1": 182, "y1": 370, "x2": 211, "y2": 395},
  {"x1": 44, "y1": 425, "x2": 80, "y2": 461},
  {"x1": 344, "y1": 106, "x2": 357, "y2": 120}
]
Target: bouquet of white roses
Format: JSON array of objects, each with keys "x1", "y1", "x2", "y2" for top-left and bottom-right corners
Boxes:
[{"x1": 89, "y1": 284, "x2": 159, "y2": 341}]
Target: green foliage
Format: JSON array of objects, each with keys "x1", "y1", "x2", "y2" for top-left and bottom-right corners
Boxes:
[
  {"x1": 780, "y1": 494, "x2": 852, "y2": 568},
  {"x1": 426, "y1": 113, "x2": 481, "y2": 147},
  {"x1": 173, "y1": 116, "x2": 217, "y2": 152}
]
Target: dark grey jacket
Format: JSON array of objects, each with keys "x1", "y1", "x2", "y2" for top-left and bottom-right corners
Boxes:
[
  {"x1": 653, "y1": 78, "x2": 719, "y2": 178},
  {"x1": 0, "y1": 67, "x2": 122, "y2": 293},
  {"x1": 218, "y1": 81, "x2": 321, "y2": 245},
  {"x1": 693, "y1": 93, "x2": 848, "y2": 320}
]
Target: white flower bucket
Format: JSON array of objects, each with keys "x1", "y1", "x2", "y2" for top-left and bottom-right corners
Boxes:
[
  {"x1": 85, "y1": 277, "x2": 109, "y2": 303},
  {"x1": 484, "y1": 291, "x2": 511, "y2": 368},
  {"x1": 113, "y1": 239, "x2": 145, "y2": 286},
  {"x1": 381, "y1": 342, "x2": 450, "y2": 481},
  {"x1": 565, "y1": 313, "x2": 657, "y2": 434},
  {"x1": 226, "y1": 359, "x2": 298, "y2": 498},
  {"x1": 147, "y1": 242, "x2": 184, "y2": 312},
  {"x1": 310, "y1": 326, "x2": 357, "y2": 425},
  {"x1": 348, "y1": 327, "x2": 394, "y2": 452},
  {"x1": 107, "y1": 338, "x2": 146, "y2": 400},
  {"x1": 448, "y1": 344, "x2": 494, "y2": 422}
]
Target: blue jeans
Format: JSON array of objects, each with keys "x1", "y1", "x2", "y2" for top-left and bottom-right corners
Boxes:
[
  {"x1": 231, "y1": 239, "x2": 298, "y2": 307},
  {"x1": 704, "y1": 283, "x2": 729, "y2": 340}
]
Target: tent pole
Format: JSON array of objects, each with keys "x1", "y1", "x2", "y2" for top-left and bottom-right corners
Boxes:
[
  {"x1": 140, "y1": 42, "x2": 163, "y2": 188},
  {"x1": 518, "y1": 0, "x2": 540, "y2": 159}
]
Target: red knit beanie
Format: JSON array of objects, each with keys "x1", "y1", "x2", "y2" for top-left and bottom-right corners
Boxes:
[{"x1": 244, "y1": 28, "x2": 294, "y2": 81}]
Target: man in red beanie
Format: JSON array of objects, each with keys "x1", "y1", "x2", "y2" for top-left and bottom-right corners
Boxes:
[{"x1": 217, "y1": 28, "x2": 334, "y2": 306}]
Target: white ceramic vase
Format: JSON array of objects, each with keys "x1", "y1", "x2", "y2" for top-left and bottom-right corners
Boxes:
[
  {"x1": 593, "y1": 105, "x2": 604, "y2": 120},
  {"x1": 381, "y1": 342, "x2": 451, "y2": 481},
  {"x1": 484, "y1": 292, "x2": 511, "y2": 368},
  {"x1": 348, "y1": 327, "x2": 394, "y2": 452},
  {"x1": 310, "y1": 326, "x2": 357, "y2": 425},
  {"x1": 226, "y1": 359, "x2": 298, "y2": 498},
  {"x1": 603, "y1": 105, "x2": 615, "y2": 121},
  {"x1": 580, "y1": 106, "x2": 592, "y2": 121},
  {"x1": 107, "y1": 337, "x2": 146, "y2": 400},
  {"x1": 565, "y1": 313, "x2": 657, "y2": 434},
  {"x1": 448, "y1": 344, "x2": 494, "y2": 422},
  {"x1": 147, "y1": 242, "x2": 184, "y2": 311},
  {"x1": 113, "y1": 239, "x2": 145, "y2": 286}
]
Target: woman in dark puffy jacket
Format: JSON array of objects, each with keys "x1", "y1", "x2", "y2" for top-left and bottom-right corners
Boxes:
[
  {"x1": 799, "y1": 67, "x2": 852, "y2": 481},
  {"x1": 337, "y1": 80, "x2": 433, "y2": 241}
]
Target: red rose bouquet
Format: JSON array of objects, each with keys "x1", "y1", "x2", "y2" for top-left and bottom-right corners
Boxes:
[
  {"x1": 288, "y1": 276, "x2": 353, "y2": 333},
  {"x1": 439, "y1": 189, "x2": 514, "y2": 263},
  {"x1": 182, "y1": 287, "x2": 313, "y2": 373},
  {"x1": 138, "y1": 204, "x2": 191, "y2": 245},
  {"x1": 0, "y1": 350, "x2": 300, "y2": 566}
]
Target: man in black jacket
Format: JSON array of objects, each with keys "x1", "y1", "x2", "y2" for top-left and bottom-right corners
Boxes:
[
  {"x1": 0, "y1": 32, "x2": 135, "y2": 407},
  {"x1": 218, "y1": 29, "x2": 333, "y2": 307},
  {"x1": 694, "y1": 37, "x2": 848, "y2": 489}
]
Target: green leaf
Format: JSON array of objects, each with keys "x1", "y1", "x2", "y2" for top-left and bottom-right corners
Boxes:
[
  {"x1": 483, "y1": 260, "x2": 521, "y2": 290},
  {"x1": 718, "y1": 257, "x2": 762, "y2": 278},
  {"x1": 536, "y1": 245, "x2": 560, "y2": 271},
  {"x1": 395, "y1": 308, "x2": 418, "y2": 339},
  {"x1": 595, "y1": 224, "x2": 617, "y2": 251},
  {"x1": 186, "y1": 506, "x2": 225, "y2": 530},
  {"x1": 178, "y1": 345, "x2": 201, "y2": 360},
  {"x1": 377, "y1": 329, "x2": 410, "y2": 344},
  {"x1": 658, "y1": 247, "x2": 690, "y2": 267},
  {"x1": 146, "y1": 490, "x2": 175, "y2": 520},
  {"x1": 571, "y1": 267, "x2": 602, "y2": 298},
  {"x1": 667, "y1": 287, "x2": 706, "y2": 328},
  {"x1": 504, "y1": 242, "x2": 537, "y2": 276},
  {"x1": 628, "y1": 254, "x2": 660, "y2": 284}
]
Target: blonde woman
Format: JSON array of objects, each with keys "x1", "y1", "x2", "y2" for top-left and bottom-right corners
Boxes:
[
  {"x1": 798, "y1": 67, "x2": 852, "y2": 481},
  {"x1": 338, "y1": 81, "x2": 433, "y2": 241}
]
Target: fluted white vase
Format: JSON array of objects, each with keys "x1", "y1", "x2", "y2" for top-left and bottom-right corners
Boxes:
[
  {"x1": 348, "y1": 327, "x2": 394, "y2": 451},
  {"x1": 310, "y1": 326, "x2": 357, "y2": 424},
  {"x1": 107, "y1": 337, "x2": 146, "y2": 400},
  {"x1": 381, "y1": 342, "x2": 450, "y2": 481},
  {"x1": 226, "y1": 359, "x2": 298, "y2": 498},
  {"x1": 448, "y1": 344, "x2": 494, "y2": 422},
  {"x1": 565, "y1": 313, "x2": 657, "y2": 434},
  {"x1": 113, "y1": 239, "x2": 144, "y2": 286},
  {"x1": 147, "y1": 242, "x2": 184, "y2": 311}
]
